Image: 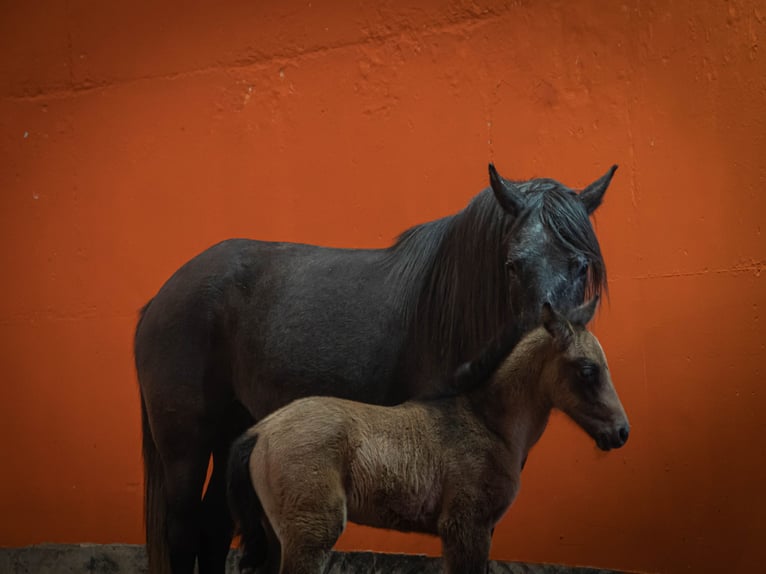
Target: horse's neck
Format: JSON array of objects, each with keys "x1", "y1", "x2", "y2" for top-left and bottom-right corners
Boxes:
[
  {"x1": 401, "y1": 195, "x2": 512, "y2": 381},
  {"x1": 471, "y1": 330, "x2": 553, "y2": 462}
]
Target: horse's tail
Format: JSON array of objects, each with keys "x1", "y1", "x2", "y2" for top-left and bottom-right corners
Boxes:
[
  {"x1": 136, "y1": 299, "x2": 171, "y2": 574},
  {"x1": 140, "y1": 386, "x2": 170, "y2": 574},
  {"x1": 134, "y1": 299, "x2": 152, "y2": 369},
  {"x1": 227, "y1": 430, "x2": 269, "y2": 571}
]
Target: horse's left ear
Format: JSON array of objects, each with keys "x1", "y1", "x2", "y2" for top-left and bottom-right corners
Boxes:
[
  {"x1": 489, "y1": 163, "x2": 524, "y2": 217},
  {"x1": 567, "y1": 295, "x2": 600, "y2": 327},
  {"x1": 579, "y1": 165, "x2": 618, "y2": 214}
]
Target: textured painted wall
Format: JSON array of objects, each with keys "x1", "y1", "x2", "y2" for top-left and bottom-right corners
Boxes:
[{"x1": 1, "y1": 1, "x2": 764, "y2": 573}]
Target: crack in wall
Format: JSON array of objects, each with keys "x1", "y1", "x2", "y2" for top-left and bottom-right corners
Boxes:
[
  {"x1": 3, "y1": 6, "x2": 513, "y2": 103},
  {"x1": 622, "y1": 260, "x2": 766, "y2": 281}
]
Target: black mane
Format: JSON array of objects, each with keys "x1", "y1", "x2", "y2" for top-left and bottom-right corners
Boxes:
[{"x1": 411, "y1": 191, "x2": 514, "y2": 371}]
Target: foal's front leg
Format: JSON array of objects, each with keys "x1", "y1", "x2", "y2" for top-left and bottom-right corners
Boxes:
[{"x1": 438, "y1": 512, "x2": 493, "y2": 574}]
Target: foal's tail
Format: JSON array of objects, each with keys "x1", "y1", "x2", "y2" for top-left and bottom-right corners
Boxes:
[{"x1": 227, "y1": 431, "x2": 269, "y2": 571}]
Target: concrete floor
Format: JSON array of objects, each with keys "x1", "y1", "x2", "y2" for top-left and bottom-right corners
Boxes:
[{"x1": 0, "y1": 544, "x2": 635, "y2": 574}]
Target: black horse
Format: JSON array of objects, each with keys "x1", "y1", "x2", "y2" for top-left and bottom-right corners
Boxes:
[{"x1": 134, "y1": 163, "x2": 616, "y2": 574}]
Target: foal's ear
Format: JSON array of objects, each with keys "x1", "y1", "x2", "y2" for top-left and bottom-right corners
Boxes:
[
  {"x1": 541, "y1": 302, "x2": 573, "y2": 350},
  {"x1": 489, "y1": 163, "x2": 524, "y2": 217},
  {"x1": 579, "y1": 165, "x2": 618, "y2": 214},
  {"x1": 567, "y1": 295, "x2": 600, "y2": 327}
]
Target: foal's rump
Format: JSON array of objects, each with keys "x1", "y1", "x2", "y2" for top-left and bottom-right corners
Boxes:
[
  {"x1": 244, "y1": 400, "x2": 351, "y2": 549},
  {"x1": 249, "y1": 397, "x2": 446, "y2": 534}
]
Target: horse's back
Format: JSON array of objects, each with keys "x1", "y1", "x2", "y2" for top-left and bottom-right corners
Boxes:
[
  {"x1": 134, "y1": 237, "x2": 375, "y2": 366},
  {"x1": 134, "y1": 239, "x2": 407, "y2": 418}
]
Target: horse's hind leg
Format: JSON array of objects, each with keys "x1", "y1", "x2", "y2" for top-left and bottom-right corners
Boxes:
[
  {"x1": 258, "y1": 514, "x2": 281, "y2": 574},
  {"x1": 143, "y1": 376, "x2": 218, "y2": 573},
  {"x1": 198, "y1": 405, "x2": 254, "y2": 574},
  {"x1": 138, "y1": 287, "x2": 245, "y2": 573},
  {"x1": 149, "y1": 388, "x2": 218, "y2": 572},
  {"x1": 198, "y1": 446, "x2": 234, "y2": 574},
  {"x1": 142, "y1": 378, "x2": 214, "y2": 574},
  {"x1": 161, "y1": 441, "x2": 213, "y2": 574}
]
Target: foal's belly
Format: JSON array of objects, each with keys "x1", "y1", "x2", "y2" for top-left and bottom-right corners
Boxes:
[{"x1": 345, "y1": 435, "x2": 444, "y2": 535}]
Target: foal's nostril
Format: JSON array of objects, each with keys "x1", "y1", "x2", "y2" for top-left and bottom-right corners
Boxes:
[{"x1": 618, "y1": 426, "x2": 630, "y2": 445}]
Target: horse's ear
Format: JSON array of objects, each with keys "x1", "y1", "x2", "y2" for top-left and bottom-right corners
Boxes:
[
  {"x1": 541, "y1": 302, "x2": 572, "y2": 350},
  {"x1": 579, "y1": 165, "x2": 618, "y2": 214},
  {"x1": 567, "y1": 295, "x2": 600, "y2": 327},
  {"x1": 489, "y1": 163, "x2": 524, "y2": 217}
]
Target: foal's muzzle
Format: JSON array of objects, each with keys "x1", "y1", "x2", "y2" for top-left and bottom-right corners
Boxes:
[{"x1": 595, "y1": 424, "x2": 630, "y2": 451}]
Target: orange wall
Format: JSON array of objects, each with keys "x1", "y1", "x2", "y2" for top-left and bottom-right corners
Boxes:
[{"x1": 1, "y1": 2, "x2": 764, "y2": 573}]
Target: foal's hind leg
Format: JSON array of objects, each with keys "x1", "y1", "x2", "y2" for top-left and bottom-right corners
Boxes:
[
  {"x1": 277, "y1": 544, "x2": 331, "y2": 574},
  {"x1": 269, "y1": 481, "x2": 346, "y2": 574},
  {"x1": 277, "y1": 530, "x2": 337, "y2": 574}
]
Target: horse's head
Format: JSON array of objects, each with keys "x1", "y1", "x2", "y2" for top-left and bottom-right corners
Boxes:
[
  {"x1": 489, "y1": 163, "x2": 616, "y2": 332},
  {"x1": 539, "y1": 297, "x2": 629, "y2": 451}
]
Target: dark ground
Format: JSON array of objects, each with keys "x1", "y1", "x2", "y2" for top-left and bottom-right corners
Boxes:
[{"x1": 0, "y1": 544, "x2": 639, "y2": 574}]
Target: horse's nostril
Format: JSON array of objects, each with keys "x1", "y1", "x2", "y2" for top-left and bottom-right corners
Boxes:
[{"x1": 618, "y1": 426, "x2": 630, "y2": 444}]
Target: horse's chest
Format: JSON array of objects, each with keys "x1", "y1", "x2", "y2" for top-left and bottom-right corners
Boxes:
[{"x1": 346, "y1": 437, "x2": 443, "y2": 533}]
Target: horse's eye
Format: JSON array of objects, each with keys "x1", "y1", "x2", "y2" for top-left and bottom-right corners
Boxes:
[
  {"x1": 505, "y1": 259, "x2": 517, "y2": 274},
  {"x1": 576, "y1": 260, "x2": 589, "y2": 278}
]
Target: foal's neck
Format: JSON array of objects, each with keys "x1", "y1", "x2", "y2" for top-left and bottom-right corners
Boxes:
[{"x1": 468, "y1": 328, "x2": 554, "y2": 464}]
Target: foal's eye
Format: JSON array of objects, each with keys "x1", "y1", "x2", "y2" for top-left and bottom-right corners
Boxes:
[
  {"x1": 505, "y1": 259, "x2": 518, "y2": 274},
  {"x1": 579, "y1": 363, "x2": 599, "y2": 383}
]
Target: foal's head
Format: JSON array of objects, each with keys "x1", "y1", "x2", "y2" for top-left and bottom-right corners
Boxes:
[{"x1": 540, "y1": 297, "x2": 630, "y2": 451}]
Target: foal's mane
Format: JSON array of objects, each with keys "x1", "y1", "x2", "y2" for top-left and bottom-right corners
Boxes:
[{"x1": 383, "y1": 179, "x2": 607, "y2": 381}]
